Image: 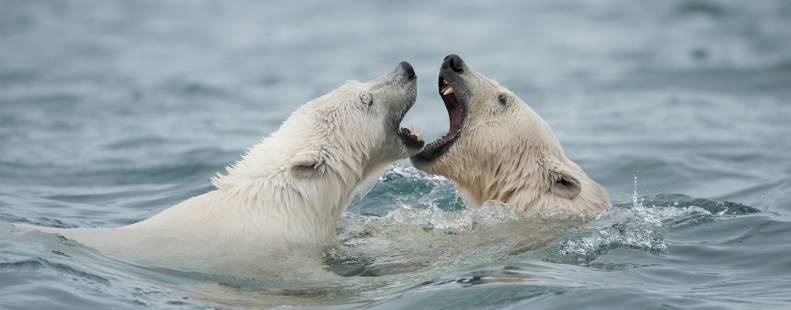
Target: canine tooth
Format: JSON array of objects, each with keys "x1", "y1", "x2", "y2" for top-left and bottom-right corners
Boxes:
[
  {"x1": 442, "y1": 86, "x2": 454, "y2": 96},
  {"x1": 416, "y1": 131, "x2": 424, "y2": 141},
  {"x1": 410, "y1": 124, "x2": 416, "y2": 133}
]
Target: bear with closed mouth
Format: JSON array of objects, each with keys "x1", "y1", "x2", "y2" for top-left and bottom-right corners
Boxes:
[
  {"x1": 20, "y1": 62, "x2": 426, "y2": 276},
  {"x1": 411, "y1": 55, "x2": 611, "y2": 216}
]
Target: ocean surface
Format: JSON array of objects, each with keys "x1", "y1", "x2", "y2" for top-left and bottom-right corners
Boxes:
[{"x1": 2, "y1": 0, "x2": 791, "y2": 309}]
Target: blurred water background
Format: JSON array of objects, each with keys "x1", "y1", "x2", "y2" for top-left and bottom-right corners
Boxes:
[{"x1": 1, "y1": 0, "x2": 791, "y2": 309}]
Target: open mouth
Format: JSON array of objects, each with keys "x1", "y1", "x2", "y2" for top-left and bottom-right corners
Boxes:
[
  {"x1": 411, "y1": 76, "x2": 465, "y2": 162},
  {"x1": 398, "y1": 124, "x2": 424, "y2": 149},
  {"x1": 396, "y1": 99, "x2": 425, "y2": 150}
]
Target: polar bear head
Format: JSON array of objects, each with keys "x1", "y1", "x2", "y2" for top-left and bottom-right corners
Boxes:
[
  {"x1": 410, "y1": 55, "x2": 610, "y2": 215},
  {"x1": 214, "y1": 62, "x2": 425, "y2": 192}
]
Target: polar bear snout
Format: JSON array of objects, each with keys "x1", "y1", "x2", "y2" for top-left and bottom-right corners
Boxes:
[
  {"x1": 442, "y1": 54, "x2": 466, "y2": 73},
  {"x1": 398, "y1": 61, "x2": 416, "y2": 81},
  {"x1": 374, "y1": 61, "x2": 425, "y2": 155},
  {"x1": 409, "y1": 55, "x2": 472, "y2": 165}
]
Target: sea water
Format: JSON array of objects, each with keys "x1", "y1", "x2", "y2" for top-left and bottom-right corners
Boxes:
[{"x1": 1, "y1": 0, "x2": 790, "y2": 309}]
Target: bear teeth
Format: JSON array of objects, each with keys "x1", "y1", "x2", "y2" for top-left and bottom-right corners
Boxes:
[
  {"x1": 441, "y1": 85, "x2": 454, "y2": 96},
  {"x1": 410, "y1": 124, "x2": 424, "y2": 142},
  {"x1": 400, "y1": 125, "x2": 424, "y2": 145}
]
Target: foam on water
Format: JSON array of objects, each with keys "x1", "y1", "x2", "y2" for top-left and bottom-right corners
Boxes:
[
  {"x1": 0, "y1": 163, "x2": 776, "y2": 308},
  {"x1": 329, "y1": 166, "x2": 758, "y2": 281}
]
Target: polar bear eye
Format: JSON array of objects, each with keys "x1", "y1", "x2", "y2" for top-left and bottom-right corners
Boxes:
[
  {"x1": 497, "y1": 93, "x2": 509, "y2": 106},
  {"x1": 359, "y1": 92, "x2": 373, "y2": 106}
]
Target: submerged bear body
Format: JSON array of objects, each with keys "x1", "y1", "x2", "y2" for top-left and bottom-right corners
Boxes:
[{"x1": 21, "y1": 62, "x2": 425, "y2": 276}]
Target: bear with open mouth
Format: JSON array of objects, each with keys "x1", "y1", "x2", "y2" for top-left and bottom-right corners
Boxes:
[
  {"x1": 19, "y1": 62, "x2": 426, "y2": 276},
  {"x1": 411, "y1": 55, "x2": 611, "y2": 216}
]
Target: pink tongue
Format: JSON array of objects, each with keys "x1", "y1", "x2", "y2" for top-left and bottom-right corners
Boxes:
[
  {"x1": 447, "y1": 103, "x2": 462, "y2": 135},
  {"x1": 450, "y1": 109, "x2": 460, "y2": 129}
]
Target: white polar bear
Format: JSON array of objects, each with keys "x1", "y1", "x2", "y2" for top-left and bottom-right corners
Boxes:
[
  {"x1": 411, "y1": 55, "x2": 611, "y2": 216},
  {"x1": 21, "y1": 62, "x2": 426, "y2": 277}
]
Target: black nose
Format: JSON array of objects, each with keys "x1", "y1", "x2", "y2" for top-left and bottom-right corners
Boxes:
[
  {"x1": 399, "y1": 61, "x2": 416, "y2": 80},
  {"x1": 442, "y1": 54, "x2": 464, "y2": 73}
]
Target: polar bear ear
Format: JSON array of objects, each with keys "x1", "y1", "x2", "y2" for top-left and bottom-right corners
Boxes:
[
  {"x1": 290, "y1": 149, "x2": 327, "y2": 178},
  {"x1": 545, "y1": 160, "x2": 581, "y2": 200},
  {"x1": 550, "y1": 172, "x2": 581, "y2": 200}
]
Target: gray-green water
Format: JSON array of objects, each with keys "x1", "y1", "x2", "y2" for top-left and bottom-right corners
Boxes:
[{"x1": 2, "y1": 0, "x2": 791, "y2": 309}]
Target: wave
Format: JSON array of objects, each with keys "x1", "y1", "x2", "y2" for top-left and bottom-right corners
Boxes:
[{"x1": 336, "y1": 166, "x2": 763, "y2": 277}]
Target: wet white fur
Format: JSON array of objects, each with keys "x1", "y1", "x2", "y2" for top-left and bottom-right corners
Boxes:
[
  {"x1": 412, "y1": 66, "x2": 611, "y2": 216},
  {"x1": 21, "y1": 68, "x2": 418, "y2": 277}
]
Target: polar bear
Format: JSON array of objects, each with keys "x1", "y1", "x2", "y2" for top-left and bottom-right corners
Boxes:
[
  {"x1": 411, "y1": 55, "x2": 611, "y2": 216},
  {"x1": 20, "y1": 62, "x2": 426, "y2": 276}
]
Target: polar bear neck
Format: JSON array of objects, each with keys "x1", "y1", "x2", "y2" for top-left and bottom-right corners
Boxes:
[
  {"x1": 201, "y1": 107, "x2": 377, "y2": 244},
  {"x1": 440, "y1": 103, "x2": 607, "y2": 214},
  {"x1": 448, "y1": 139, "x2": 609, "y2": 215},
  {"x1": 450, "y1": 143, "x2": 550, "y2": 209}
]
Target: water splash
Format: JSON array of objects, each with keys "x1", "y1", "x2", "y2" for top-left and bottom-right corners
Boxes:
[
  {"x1": 632, "y1": 174, "x2": 643, "y2": 208},
  {"x1": 382, "y1": 201, "x2": 523, "y2": 232},
  {"x1": 534, "y1": 187, "x2": 758, "y2": 267},
  {"x1": 340, "y1": 166, "x2": 763, "y2": 275},
  {"x1": 346, "y1": 162, "x2": 464, "y2": 217}
]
